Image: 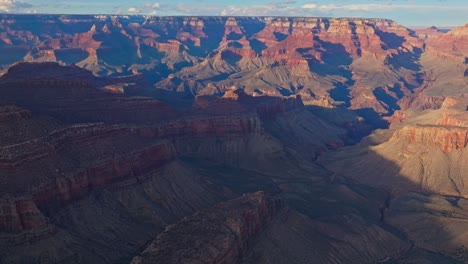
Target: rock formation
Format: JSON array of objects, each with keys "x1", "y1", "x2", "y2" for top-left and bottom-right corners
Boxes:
[
  {"x1": 131, "y1": 192, "x2": 283, "y2": 264},
  {"x1": 0, "y1": 15, "x2": 431, "y2": 117}
]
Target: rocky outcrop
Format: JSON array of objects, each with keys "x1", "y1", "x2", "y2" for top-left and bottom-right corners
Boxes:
[
  {"x1": 399, "y1": 92, "x2": 445, "y2": 111},
  {"x1": 31, "y1": 140, "x2": 176, "y2": 213},
  {"x1": 143, "y1": 39, "x2": 181, "y2": 53},
  {"x1": 199, "y1": 88, "x2": 304, "y2": 118},
  {"x1": 70, "y1": 26, "x2": 101, "y2": 50},
  {"x1": 390, "y1": 125, "x2": 468, "y2": 152},
  {"x1": 386, "y1": 110, "x2": 406, "y2": 123},
  {"x1": 434, "y1": 97, "x2": 468, "y2": 127},
  {"x1": 221, "y1": 47, "x2": 256, "y2": 59},
  {"x1": 131, "y1": 192, "x2": 283, "y2": 264},
  {"x1": 0, "y1": 120, "x2": 177, "y2": 233}
]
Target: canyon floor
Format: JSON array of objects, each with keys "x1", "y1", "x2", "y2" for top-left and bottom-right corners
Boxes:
[{"x1": 1, "y1": 15, "x2": 468, "y2": 264}]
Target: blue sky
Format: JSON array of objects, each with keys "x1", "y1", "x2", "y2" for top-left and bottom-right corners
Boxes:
[{"x1": 1, "y1": 0, "x2": 467, "y2": 27}]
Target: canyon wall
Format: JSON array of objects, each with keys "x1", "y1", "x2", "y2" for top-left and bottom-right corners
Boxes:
[{"x1": 0, "y1": 15, "x2": 434, "y2": 116}]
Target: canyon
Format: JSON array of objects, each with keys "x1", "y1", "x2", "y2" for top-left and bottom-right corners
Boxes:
[
  {"x1": 1, "y1": 15, "x2": 468, "y2": 264},
  {"x1": 0, "y1": 15, "x2": 444, "y2": 115}
]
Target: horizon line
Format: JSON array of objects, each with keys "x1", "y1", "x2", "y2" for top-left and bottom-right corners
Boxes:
[{"x1": 0, "y1": 13, "x2": 462, "y2": 28}]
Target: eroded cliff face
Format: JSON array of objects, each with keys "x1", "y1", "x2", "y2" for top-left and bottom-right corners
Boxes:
[
  {"x1": 0, "y1": 122, "x2": 179, "y2": 231},
  {"x1": 0, "y1": 15, "x2": 429, "y2": 117},
  {"x1": 153, "y1": 17, "x2": 422, "y2": 116},
  {"x1": 391, "y1": 125, "x2": 468, "y2": 153},
  {"x1": 2, "y1": 15, "x2": 467, "y2": 120}
]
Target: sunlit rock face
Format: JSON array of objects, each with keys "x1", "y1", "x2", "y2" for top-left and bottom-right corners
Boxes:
[{"x1": 0, "y1": 15, "x2": 429, "y2": 117}]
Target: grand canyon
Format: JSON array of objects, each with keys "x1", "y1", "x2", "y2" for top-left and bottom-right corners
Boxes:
[{"x1": 1, "y1": 14, "x2": 468, "y2": 263}]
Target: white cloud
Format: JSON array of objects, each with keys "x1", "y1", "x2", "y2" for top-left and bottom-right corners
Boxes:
[
  {"x1": 300, "y1": 2, "x2": 468, "y2": 14},
  {"x1": 127, "y1": 7, "x2": 140, "y2": 13},
  {"x1": 176, "y1": 3, "x2": 296, "y2": 16},
  {"x1": 116, "y1": 2, "x2": 468, "y2": 18},
  {"x1": 181, "y1": 2, "x2": 398, "y2": 17},
  {"x1": 301, "y1": 3, "x2": 395, "y2": 12},
  {"x1": 141, "y1": 2, "x2": 161, "y2": 13},
  {"x1": 302, "y1": 3, "x2": 317, "y2": 9},
  {"x1": 0, "y1": 0, "x2": 32, "y2": 12}
]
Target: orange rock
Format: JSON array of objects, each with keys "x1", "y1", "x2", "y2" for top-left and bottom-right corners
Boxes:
[{"x1": 391, "y1": 125, "x2": 468, "y2": 152}]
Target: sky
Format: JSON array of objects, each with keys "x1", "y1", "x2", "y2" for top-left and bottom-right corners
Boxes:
[{"x1": 0, "y1": 0, "x2": 467, "y2": 27}]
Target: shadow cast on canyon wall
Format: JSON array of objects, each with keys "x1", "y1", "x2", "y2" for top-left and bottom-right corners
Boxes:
[
  {"x1": 277, "y1": 109, "x2": 464, "y2": 262},
  {"x1": 272, "y1": 104, "x2": 464, "y2": 262},
  {"x1": 306, "y1": 105, "x2": 389, "y2": 144},
  {"x1": 386, "y1": 47, "x2": 423, "y2": 72},
  {"x1": 320, "y1": 146, "x2": 468, "y2": 263},
  {"x1": 180, "y1": 102, "x2": 464, "y2": 263},
  {"x1": 303, "y1": 103, "x2": 466, "y2": 262},
  {"x1": 309, "y1": 40, "x2": 353, "y2": 77}
]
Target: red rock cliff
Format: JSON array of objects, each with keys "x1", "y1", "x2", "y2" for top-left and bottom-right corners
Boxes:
[{"x1": 391, "y1": 125, "x2": 468, "y2": 152}]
